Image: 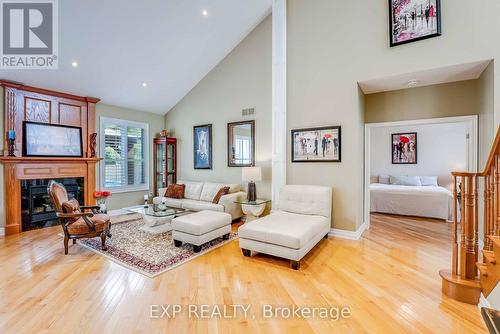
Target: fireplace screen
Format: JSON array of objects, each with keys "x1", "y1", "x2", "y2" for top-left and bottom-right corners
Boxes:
[{"x1": 21, "y1": 178, "x2": 84, "y2": 231}]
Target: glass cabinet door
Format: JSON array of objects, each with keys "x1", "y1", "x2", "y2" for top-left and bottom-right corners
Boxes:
[
  {"x1": 156, "y1": 142, "x2": 166, "y2": 191},
  {"x1": 167, "y1": 141, "x2": 176, "y2": 185}
]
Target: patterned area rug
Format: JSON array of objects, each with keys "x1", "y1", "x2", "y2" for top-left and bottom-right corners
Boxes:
[{"x1": 78, "y1": 215, "x2": 238, "y2": 277}]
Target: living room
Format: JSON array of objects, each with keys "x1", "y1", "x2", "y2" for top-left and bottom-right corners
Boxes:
[{"x1": 1, "y1": 0, "x2": 500, "y2": 333}]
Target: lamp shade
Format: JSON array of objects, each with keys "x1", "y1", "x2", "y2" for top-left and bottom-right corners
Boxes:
[{"x1": 242, "y1": 167, "x2": 262, "y2": 182}]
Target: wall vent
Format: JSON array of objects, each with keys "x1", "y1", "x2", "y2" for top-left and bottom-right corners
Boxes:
[{"x1": 242, "y1": 108, "x2": 255, "y2": 116}]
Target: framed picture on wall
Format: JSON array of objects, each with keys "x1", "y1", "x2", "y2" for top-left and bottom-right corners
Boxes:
[
  {"x1": 193, "y1": 124, "x2": 212, "y2": 169},
  {"x1": 291, "y1": 126, "x2": 341, "y2": 162},
  {"x1": 389, "y1": 0, "x2": 441, "y2": 47},
  {"x1": 392, "y1": 132, "x2": 417, "y2": 164},
  {"x1": 23, "y1": 121, "x2": 83, "y2": 157}
]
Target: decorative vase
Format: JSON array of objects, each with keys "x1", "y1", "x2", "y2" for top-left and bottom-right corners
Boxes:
[{"x1": 96, "y1": 198, "x2": 107, "y2": 213}]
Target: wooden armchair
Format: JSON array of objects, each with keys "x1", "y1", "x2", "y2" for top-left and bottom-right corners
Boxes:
[{"x1": 48, "y1": 180, "x2": 111, "y2": 255}]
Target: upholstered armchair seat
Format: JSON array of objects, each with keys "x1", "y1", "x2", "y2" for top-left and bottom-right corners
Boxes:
[
  {"x1": 48, "y1": 180, "x2": 111, "y2": 254},
  {"x1": 67, "y1": 214, "x2": 110, "y2": 235}
]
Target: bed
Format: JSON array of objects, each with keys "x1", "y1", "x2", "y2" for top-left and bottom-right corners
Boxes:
[{"x1": 370, "y1": 183, "x2": 453, "y2": 221}]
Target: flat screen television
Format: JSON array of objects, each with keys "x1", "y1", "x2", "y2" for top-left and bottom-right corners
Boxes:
[{"x1": 23, "y1": 121, "x2": 83, "y2": 157}]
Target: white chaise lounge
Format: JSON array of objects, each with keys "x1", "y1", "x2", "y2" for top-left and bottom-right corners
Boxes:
[{"x1": 238, "y1": 185, "x2": 332, "y2": 269}]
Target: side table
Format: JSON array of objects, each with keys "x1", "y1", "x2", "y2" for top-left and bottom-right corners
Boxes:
[{"x1": 235, "y1": 199, "x2": 270, "y2": 222}]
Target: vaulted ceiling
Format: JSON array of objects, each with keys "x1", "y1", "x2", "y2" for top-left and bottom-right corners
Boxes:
[{"x1": 0, "y1": 0, "x2": 271, "y2": 114}]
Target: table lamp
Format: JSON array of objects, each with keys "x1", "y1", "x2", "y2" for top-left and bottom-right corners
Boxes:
[{"x1": 242, "y1": 167, "x2": 261, "y2": 202}]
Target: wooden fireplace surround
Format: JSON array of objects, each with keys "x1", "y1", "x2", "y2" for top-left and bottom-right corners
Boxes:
[{"x1": 0, "y1": 80, "x2": 102, "y2": 235}]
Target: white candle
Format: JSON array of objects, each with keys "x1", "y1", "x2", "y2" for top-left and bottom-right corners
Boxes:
[{"x1": 144, "y1": 194, "x2": 148, "y2": 201}]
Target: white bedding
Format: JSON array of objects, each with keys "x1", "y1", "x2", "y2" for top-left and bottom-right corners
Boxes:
[{"x1": 370, "y1": 183, "x2": 453, "y2": 221}]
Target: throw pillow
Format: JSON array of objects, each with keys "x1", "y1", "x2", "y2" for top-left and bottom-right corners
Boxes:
[
  {"x1": 420, "y1": 176, "x2": 438, "y2": 186},
  {"x1": 62, "y1": 198, "x2": 81, "y2": 214},
  {"x1": 165, "y1": 184, "x2": 185, "y2": 199},
  {"x1": 213, "y1": 186, "x2": 230, "y2": 204},
  {"x1": 379, "y1": 174, "x2": 390, "y2": 184},
  {"x1": 390, "y1": 175, "x2": 422, "y2": 186}
]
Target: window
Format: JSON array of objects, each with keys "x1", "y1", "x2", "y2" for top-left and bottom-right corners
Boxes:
[{"x1": 100, "y1": 117, "x2": 149, "y2": 192}]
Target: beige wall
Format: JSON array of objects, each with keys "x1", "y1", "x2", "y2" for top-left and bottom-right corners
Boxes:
[
  {"x1": 164, "y1": 16, "x2": 272, "y2": 199},
  {"x1": 287, "y1": 0, "x2": 500, "y2": 231},
  {"x1": 95, "y1": 103, "x2": 165, "y2": 210},
  {"x1": 478, "y1": 62, "x2": 495, "y2": 168},
  {"x1": 365, "y1": 80, "x2": 480, "y2": 123}
]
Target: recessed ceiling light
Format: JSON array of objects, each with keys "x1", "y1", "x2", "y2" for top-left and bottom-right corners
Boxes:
[
  {"x1": 71, "y1": 61, "x2": 78, "y2": 67},
  {"x1": 202, "y1": 10, "x2": 208, "y2": 16},
  {"x1": 142, "y1": 82, "x2": 147, "y2": 87},
  {"x1": 407, "y1": 79, "x2": 420, "y2": 87}
]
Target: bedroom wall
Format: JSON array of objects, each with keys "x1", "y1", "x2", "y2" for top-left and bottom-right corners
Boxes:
[{"x1": 370, "y1": 121, "x2": 470, "y2": 190}]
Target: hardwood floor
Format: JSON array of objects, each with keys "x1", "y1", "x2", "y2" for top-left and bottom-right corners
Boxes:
[{"x1": 0, "y1": 214, "x2": 488, "y2": 333}]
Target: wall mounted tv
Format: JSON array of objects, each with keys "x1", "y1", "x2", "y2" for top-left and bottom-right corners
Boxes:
[{"x1": 23, "y1": 121, "x2": 83, "y2": 157}]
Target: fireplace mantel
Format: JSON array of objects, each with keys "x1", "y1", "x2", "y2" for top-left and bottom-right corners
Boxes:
[
  {"x1": 0, "y1": 157, "x2": 102, "y2": 163},
  {"x1": 1, "y1": 80, "x2": 102, "y2": 235}
]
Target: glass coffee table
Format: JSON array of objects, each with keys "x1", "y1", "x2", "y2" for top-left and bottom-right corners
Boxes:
[
  {"x1": 234, "y1": 199, "x2": 271, "y2": 222},
  {"x1": 125, "y1": 205, "x2": 192, "y2": 234}
]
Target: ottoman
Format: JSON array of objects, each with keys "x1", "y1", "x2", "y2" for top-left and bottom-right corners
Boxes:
[{"x1": 172, "y1": 210, "x2": 232, "y2": 252}]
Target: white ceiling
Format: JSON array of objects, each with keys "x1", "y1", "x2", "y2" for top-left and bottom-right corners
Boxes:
[
  {"x1": 0, "y1": 0, "x2": 271, "y2": 114},
  {"x1": 358, "y1": 60, "x2": 491, "y2": 94}
]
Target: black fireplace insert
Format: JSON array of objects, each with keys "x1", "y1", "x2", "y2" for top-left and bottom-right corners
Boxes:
[{"x1": 21, "y1": 178, "x2": 84, "y2": 231}]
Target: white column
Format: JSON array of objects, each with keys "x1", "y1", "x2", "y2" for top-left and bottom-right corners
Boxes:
[{"x1": 271, "y1": 0, "x2": 287, "y2": 209}]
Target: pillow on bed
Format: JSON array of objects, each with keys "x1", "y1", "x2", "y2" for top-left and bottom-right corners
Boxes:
[
  {"x1": 420, "y1": 176, "x2": 438, "y2": 186},
  {"x1": 390, "y1": 175, "x2": 422, "y2": 186},
  {"x1": 378, "y1": 174, "x2": 390, "y2": 184}
]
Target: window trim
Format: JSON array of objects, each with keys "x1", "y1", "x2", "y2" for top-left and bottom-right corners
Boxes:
[{"x1": 99, "y1": 116, "x2": 150, "y2": 193}]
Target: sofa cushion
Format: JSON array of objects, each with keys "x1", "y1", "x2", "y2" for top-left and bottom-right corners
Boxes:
[
  {"x1": 181, "y1": 199, "x2": 224, "y2": 212},
  {"x1": 278, "y1": 185, "x2": 332, "y2": 219},
  {"x1": 226, "y1": 183, "x2": 241, "y2": 193},
  {"x1": 177, "y1": 180, "x2": 203, "y2": 200},
  {"x1": 213, "y1": 186, "x2": 230, "y2": 203},
  {"x1": 200, "y1": 182, "x2": 226, "y2": 202},
  {"x1": 238, "y1": 211, "x2": 329, "y2": 249},
  {"x1": 163, "y1": 197, "x2": 184, "y2": 208},
  {"x1": 172, "y1": 210, "x2": 231, "y2": 235}
]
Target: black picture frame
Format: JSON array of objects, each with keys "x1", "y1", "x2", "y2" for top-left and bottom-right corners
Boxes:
[
  {"x1": 193, "y1": 124, "x2": 212, "y2": 169},
  {"x1": 291, "y1": 126, "x2": 341, "y2": 163},
  {"x1": 22, "y1": 121, "x2": 83, "y2": 158},
  {"x1": 392, "y1": 132, "x2": 417, "y2": 164},
  {"x1": 227, "y1": 120, "x2": 255, "y2": 167},
  {"x1": 389, "y1": 0, "x2": 441, "y2": 47}
]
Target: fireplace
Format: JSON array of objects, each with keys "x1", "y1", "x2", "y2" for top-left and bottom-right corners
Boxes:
[
  {"x1": 0, "y1": 80, "x2": 102, "y2": 235},
  {"x1": 21, "y1": 178, "x2": 84, "y2": 231}
]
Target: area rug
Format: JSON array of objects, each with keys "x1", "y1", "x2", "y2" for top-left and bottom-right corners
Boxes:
[{"x1": 78, "y1": 215, "x2": 238, "y2": 277}]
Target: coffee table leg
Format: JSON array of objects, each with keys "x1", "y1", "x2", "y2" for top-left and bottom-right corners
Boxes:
[
  {"x1": 193, "y1": 245, "x2": 201, "y2": 253},
  {"x1": 174, "y1": 240, "x2": 182, "y2": 247}
]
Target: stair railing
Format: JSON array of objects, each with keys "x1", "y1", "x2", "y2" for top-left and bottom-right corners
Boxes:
[{"x1": 450, "y1": 127, "x2": 500, "y2": 280}]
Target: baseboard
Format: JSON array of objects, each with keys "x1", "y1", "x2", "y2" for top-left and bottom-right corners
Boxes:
[
  {"x1": 479, "y1": 293, "x2": 491, "y2": 308},
  {"x1": 329, "y1": 222, "x2": 367, "y2": 240},
  {"x1": 0, "y1": 227, "x2": 5, "y2": 237}
]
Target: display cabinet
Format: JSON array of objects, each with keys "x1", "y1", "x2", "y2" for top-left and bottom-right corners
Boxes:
[{"x1": 153, "y1": 137, "x2": 177, "y2": 195}]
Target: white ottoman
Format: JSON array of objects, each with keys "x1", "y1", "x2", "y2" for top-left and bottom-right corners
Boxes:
[{"x1": 172, "y1": 210, "x2": 232, "y2": 252}]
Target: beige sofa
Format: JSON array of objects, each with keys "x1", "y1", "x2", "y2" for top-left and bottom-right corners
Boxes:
[
  {"x1": 157, "y1": 180, "x2": 246, "y2": 220},
  {"x1": 238, "y1": 185, "x2": 332, "y2": 269}
]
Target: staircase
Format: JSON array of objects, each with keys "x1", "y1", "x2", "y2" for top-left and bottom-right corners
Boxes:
[{"x1": 440, "y1": 126, "x2": 500, "y2": 304}]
